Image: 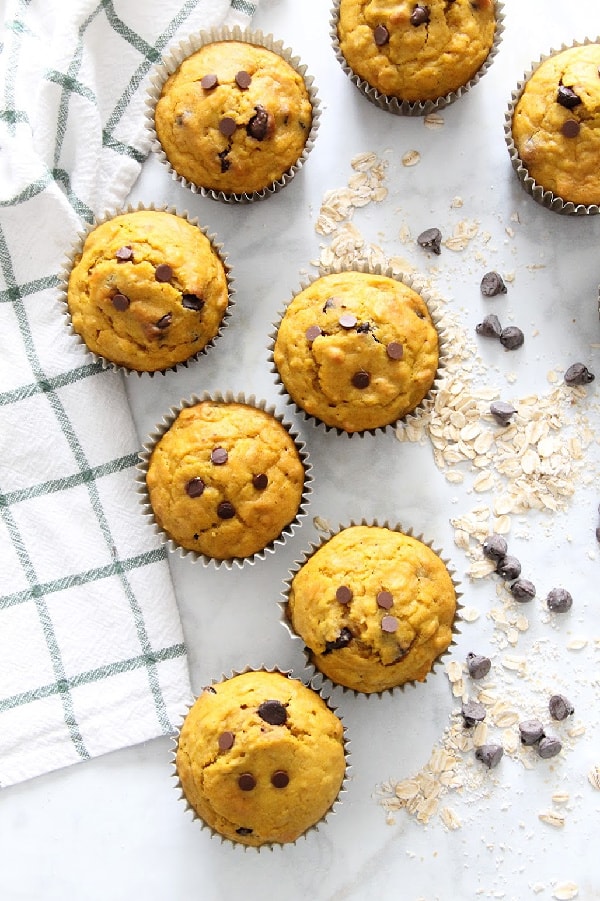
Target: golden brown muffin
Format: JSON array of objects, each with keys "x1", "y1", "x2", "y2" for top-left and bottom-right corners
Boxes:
[
  {"x1": 286, "y1": 525, "x2": 457, "y2": 694},
  {"x1": 336, "y1": 0, "x2": 498, "y2": 103},
  {"x1": 272, "y1": 270, "x2": 439, "y2": 433},
  {"x1": 175, "y1": 671, "x2": 346, "y2": 846},
  {"x1": 67, "y1": 210, "x2": 229, "y2": 372},
  {"x1": 154, "y1": 39, "x2": 314, "y2": 196},
  {"x1": 145, "y1": 400, "x2": 307, "y2": 561},
  {"x1": 511, "y1": 43, "x2": 600, "y2": 207}
]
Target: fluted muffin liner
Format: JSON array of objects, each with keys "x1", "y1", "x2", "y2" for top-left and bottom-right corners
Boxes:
[
  {"x1": 268, "y1": 260, "x2": 449, "y2": 438},
  {"x1": 58, "y1": 202, "x2": 234, "y2": 376},
  {"x1": 280, "y1": 519, "x2": 463, "y2": 698},
  {"x1": 330, "y1": 0, "x2": 505, "y2": 117},
  {"x1": 171, "y1": 665, "x2": 351, "y2": 850},
  {"x1": 145, "y1": 26, "x2": 321, "y2": 203},
  {"x1": 137, "y1": 391, "x2": 312, "y2": 569},
  {"x1": 504, "y1": 38, "x2": 600, "y2": 216}
]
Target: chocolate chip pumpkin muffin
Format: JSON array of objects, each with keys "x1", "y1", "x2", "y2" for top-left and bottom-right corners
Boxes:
[
  {"x1": 175, "y1": 670, "x2": 347, "y2": 846},
  {"x1": 508, "y1": 42, "x2": 600, "y2": 209},
  {"x1": 144, "y1": 397, "x2": 309, "y2": 563},
  {"x1": 285, "y1": 525, "x2": 458, "y2": 694},
  {"x1": 152, "y1": 33, "x2": 317, "y2": 198},
  {"x1": 272, "y1": 269, "x2": 439, "y2": 433},
  {"x1": 333, "y1": 0, "x2": 501, "y2": 111},
  {"x1": 66, "y1": 209, "x2": 230, "y2": 372}
]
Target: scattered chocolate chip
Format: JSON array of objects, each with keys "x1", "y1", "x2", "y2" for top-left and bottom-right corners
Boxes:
[
  {"x1": 211, "y1": 447, "x2": 228, "y2": 465},
  {"x1": 305, "y1": 325, "x2": 322, "y2": 343},
  {"x1": 480, "y1": 271, "x2": 507, "y2": 297},
  {"x1": 325, "y1": 627, "x2": 353, "y2": 652},
  {"x1": 564, "y1": 362, "x2": 595, "y2": 386},
  {"x1": 537, "y1": 735, "x2": 562, "y2": 759},
  {"x1": 257, "y1": 699, "x2": 287, "y2": 726},
  {"x1": 556, "y1": 84, "x2": 581, "y2": 109},
  {"x1": 499, "y1": 326, "x2": 524, "y2": 349},
  {"x1": 476, "y1": 313, "x2": 502, "y2": 338},
  {"x1": 271, "y1": 770, "x2": 289, "y2": 788},
  {"x1": 236, "y1": 827, "x2": 253, "y2": 835},
  {"x1": 155, "y1": 312, "x2": 172, "y2": 330},
  {"x1": 510, "y1": 578, "x2": 536, "y2": 603},
  {"x1": 154, "y1": 263, "x2": 173, "y2": 283},
  {"x1": 475, "y1": 744, "x2": 503, "y2": 769},
  {"x1": 238, "y1": 773, "x2": 256, "y2": 791},
  {"x1": 252, "y1": 473, "x2": 268, "y2": 490},
  {"x1": 111, "y1": 292, "x2": 130, "y2": 311},
  {"x1": 336, "y1": 585, "x2": 353, "y2": 604},
  {"x1": 386, "y1": 342, "x2": 404, "y2": 360},
  {"x1": 219, "y1": 116, "x2": 237, "y2": 137},
  {"x1": 373, "y1": 24, "x2": 390, "y2": 46},
  {"x1": 246, "y1": 105, "x2": 269, "y2": 141},
  {"x1": 519, "y1": 719, "x2": 545, "y2": 745},
  {"x1": 549, "y1": 694, "x2": 574, "y2": 720},
  {"x1": 482, "y1": 533, "x2": 507, "y2": 561},
  {"x1": 466, "y1": 652, "x2": 491, "y2": 680},
  {"x1": 490, "y1": 400, "x2": 517, "y2": 425},
  {"x1": 351, "y1": 370, "x2": 371, "y2": 389},
  {"x1": 218, "y1": 731, "x2": 235, "y2": 751},
  {"x1": 217, "y1": 500, "x2": 235, "y2": 519},
  {"x1": 496, "y1": 554, "x2": 521, "y2": 580},
  {"x1": 461, "y1": 699, "x2": 486, "y2": 727},
  {"x1": 410, "y1": 4, "x2": 431, "y2": 26},
  {"x1": 115, "y1": 245, "x2": 133, "y2": 263},
  {"x1": 377, "y1": 590, "x2": 394, "y2": 610},
  {"x1": 546, "y1": 587, "x2": 573, "y2": 613},
  {"x1": 417, "y1": 227, "x2": 442, "y2": 254},
  {"x1": 235, "y1": 70, "x2": 252, "y2": 90},
  {"x1": 201, "y1": 73, "x2": 218, "y2": 90},
  {"x1": 381, "y1": 615, "x2": 399, "y2": 633},
  {"x1": 339, "y1": 313, "x2": 357, "y2": 329},
  {"x1": 182, "y1": 294, "x2": 205, "y2": 312},
  {"x1": 185, "y1": 477, "x2": 205, "y2": 498},
  {"x1": 561, "y1": 118, "x2": 580, "y2": 138}
]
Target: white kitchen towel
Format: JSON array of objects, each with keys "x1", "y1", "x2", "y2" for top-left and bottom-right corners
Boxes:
[{"x1": 0, "y1": 0, "x2": 258, "y2": 789}]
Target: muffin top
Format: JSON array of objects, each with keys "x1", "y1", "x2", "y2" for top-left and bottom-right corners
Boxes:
[
  {"x1": 145, "y1": 400, "x2": 306, "y2": 561},
  {"x1": 176, "y1": 671, "x2": 346, "y2": 846},
  {"x1": 511, "y1": 43, "x2": 600, "y2": 206},
  {"x1": 67, "y1": 210, "x2": 229, "y2": 372},
  {"x1": 154, "y1": 40, "x2": 313, "y2": 195},
  {"x1": 287, "y1": 526, "x2": 457, "y2": 693},
  {"x1": 273, "y1": 271, "x2": 439, "y2": 433},
  {"x1": 337, "y1": 0, "x2": 497, "y2": 102}
]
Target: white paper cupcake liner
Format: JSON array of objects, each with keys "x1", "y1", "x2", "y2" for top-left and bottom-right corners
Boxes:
[
  {"x1": 504, "y1": 38, "x2": 600, "y2": 216},
  {"x1": 280, "y1": 519, "x2": 463, "y2": 698},
  {"x1": 145, "y1": 26, "x2": 321, "y2": 203},
  {"x1": 171, "y1": 665, "x2": 350, "y2": 850},
  {"x1": 330, "y1": 0, "x2": 505, "y2": 116},
  {"x1": 58, "y1": 202, "x2": 234, "y2": 376},
  {"x1": 268, "y1": 261, "x2": 449, "y2": 438},
  {"x1": 137, "y1": 391, "x2": 312, "y2": 569}
]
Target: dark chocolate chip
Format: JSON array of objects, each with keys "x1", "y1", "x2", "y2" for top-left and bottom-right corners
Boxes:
[
  {"x1": 325, "y1": 627, "x2": 353, "y2": 652},
  {"x1": 219, "y1": 116, "x2": 237, "y2": 137},
  {"x1": 238, "y1": 773, "x2": 256, "y2": 791},
  {"x1": 252, "y1": 473, "x2": 268, "y2": 490},
  {"x1": 410, "y1": 4, "x2": 430, "y2": 26},
  {"x1": 476, "y1": 314, "x2": 502, "y2": 338},
  {"x1": 115, "y1": 245, "x2": 133, "y2": 263},
  {"x1": 182, "y1": 294, "x2": 205, "y2": 312},
  {"x1": 201, "y1": 73, "x2": 219, "y2": 90},
  {"x1": 155, "y1": 313, "x2": 172, "y2": 330},
  {"x1": 386, "y1": 342, "x2": 404, "y2": 360},
  {"x1": 236, "y1": 827, "x2": 253, "y2": 835},
  {"x1": 480, "y1": 271, "x2": 507, "y2": 297},
  {"x1": 490, "y1": 400, "x2": 517, "y2": 425},
  {"x1": 495, "y1": 555, "x2": 521, "y2": 580},
  {"x1": 351, "y1": 370, "x2": 371, "y2": 389},
  {"x1": 499, "y1": 326, "x2": 525, "y2": 350},
  {"x1": 510, "y1": 578, "x2": 536, "y2": 603},
  {"x1": 155, "y1": 263, "x2": 173, "y2": 283},
  {"x1": 217, "y1": 501, "x2": 235, "y2": 519},
  {"x1": 466, "y1": 652, "x2": 491, "y2": 680},
  {"x1": 305, "y1": 325, "x2": 322, "y2": 343},
  {"x1": 519, "y1": 719, "x2": 544, "y2": 745},
  {"x1": 218, "y1": 148, "x2": 230, "y2": 173},
  {"x1": 461, "y1": 699, "x2": 486, "y2": 727},
  {"x1": 271, "y1": 770, "x2": 289, "y2": 788},
  {"x1": 373, "y1": 24, "x2": 390, "y2": 46},
  {"x1": 381, "y1": 615, "x2": 399, "y2": 633},
  {"x1": 339, "y1": 313, "x2": 357, "y2": 329},
  {"x1": 475, "y1": 744, "x2": 504, "y2": 769},
  {"x1": 111, "y1": 293, "x2": 130, "y2": 311},
  {"x1": 246, "y1": 105, "x2": 269, "y2": 141},
  {"x1": 561, "y1": 118, "x2": 580, "y2": 138},
  {"x1": 549, "y1": 694, "x2": 574, "y2": 720},
  {"x1": 211, "y1": 447, "x2": 228, "y2": 465},
  {"x1": 235, "y1": 70, "x2": 252, "y2": 90},
  {"x1": 336, "y1": 585, "x2": 353, "y2": 604},
  {"x1": 218, "y1": 731, "x2": 235, "y2": 751},
  {"x1": 257, "y1": 700, "x2": 287, "y2": 725},
  {"x1": 564, "y1": 362, "x2": 595, "y2": 386},
  {"x1": 546, "y1": 587, "x2": 573, "y2": 613},
  {"x1": 376, "y1": 590, "x2": 394, "y2": 610},
  {"x1": 417, "y1": 227, "x2": 442, "y2": 254},
  {"x1": 482, "y1": 534, "x2": 507, "y2": 561},
  {"x1": 556, "y1": 85, "x2": 581, "y2": 109},
  {"x1": 537, "y1": 736, "x2": 562, "y2": 759},
  {"x1": 356, "y1": 321, "x2": 371, "y2": 334},
  {"x1": 323, "y1": 297, "x2": 337, "y2": 312},
  {"x1": 185, "y1": 477, "x2": 205, "y2": 498}
]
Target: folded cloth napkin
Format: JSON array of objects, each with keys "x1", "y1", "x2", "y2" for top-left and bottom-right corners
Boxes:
[{"x1": 0, "y1": 0, "x2": 258, "y2": 789}]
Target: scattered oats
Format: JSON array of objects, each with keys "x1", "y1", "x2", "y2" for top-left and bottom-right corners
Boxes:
[
  {"x1": 454, "y1": 528, "x2": 471, "y2": 550},
  {"x1": 351, "y1": 151, "x2": 378, "y2": 171},
  {"x1": 547, "y1": 369, "x2": 559, "y2": 383},
  {"x1": 472, "y1": 721, "x2": 488, "y2": 746},
  {"x1": 567, "y1": 723, "x2": 586, "y2": 738},
  {"x1": 588, "y1": 766, "x2": 600, "y2": 790},
  {"x1": 493, "y1": 707, "x2": 520, "y2": 729},
  {"x1": 510, "y1": 212, "x2": 521, "y2": 223},
  {"x1": 446, "y1": 470, "x2": 465, "y2": 484},
  {"x1": 473, "y1": 471, "x2": 494, "y2": 492},
  {"x1": 395, "y1": 780, "x2": 420, "y2": 801},
  {"x1": 566, "y1": 638, "x2": 588, "y2": 651},
  {"x1": 493, "y1": 515, "x2": 512, "y2": 534},
  {"x1": 552, "y1": 882, "x2": 579, "y2": 900},
  {"x1": 505, "y1": 226, "x2": 515, "y2": 238},
  {"x1": 461, "y1": 606, "x2": 481, "y2": 623},
  {"x1": 551, "y1": 791, "x2": 570, "y2": 805},
  {"x1": 424, "y1": 112, "x2": 445, "y2": 129},
  {"x1": 440, "y1": 807, "x2": 462, "y2": 830},
  {"x1": 504, "y1": 271, "x2": 516, "y2": 283},
  {"x1": 501, "y1": 655, "x2": 527, "y2": 674},
  {"x1": 532, "y1": 883, "x2": 546, "y2": 894},
  {"x1": 469, "y1": 559, "x2": 497, "y2": 578},
  {"x1": 538, "y1": 810, "x2": 565, "y2": 828},
  {"x1": 503, "y1": 729, "x2": 519, "y2": 754},
  {"x1": 402, "y1": 149, "x2": 421, "y2": 167},
  {"x1": 313, "y1": 515, "x2": 333, "y2": 535},
  {"x1": 514, "y1": 614, "x2": 529, "y2": 632},
  {"x1": 451, "y1": 196, "x2": 464, "y2": 208},
  {"x1": 446, "y1": 660, "x2": 464, "y2": 683}
]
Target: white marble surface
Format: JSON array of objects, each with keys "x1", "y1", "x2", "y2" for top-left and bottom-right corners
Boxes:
[{"x1": 3, "y1": 1, "x2": 600, "y2": 898}]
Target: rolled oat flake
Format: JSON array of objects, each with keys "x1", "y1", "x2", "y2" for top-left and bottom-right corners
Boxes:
[
  {"x1": 564, "y1": 362, "x2": 595, "y2": 386},
  {"x1": 475, "y1": 743, "x2": 503, "y2": 769},
  {"x1": 549, "y1": 694, "x2": 574, "y2": 721},
  {"x1": 546, "y1": 587, "x2": 573, "y2": 613}
]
